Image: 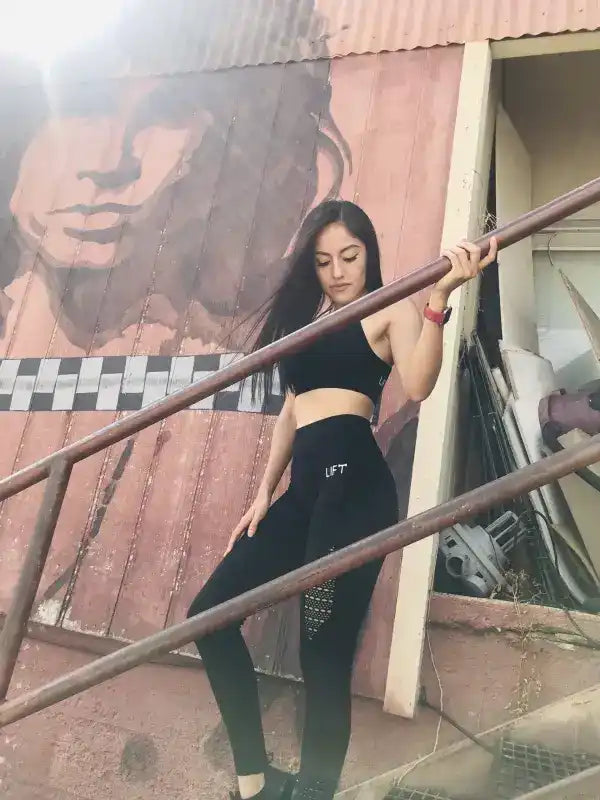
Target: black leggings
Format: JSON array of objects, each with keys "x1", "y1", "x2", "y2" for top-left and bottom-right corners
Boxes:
[{"x1": 188, "y1": 415, "x2": 398, "y2": 788}]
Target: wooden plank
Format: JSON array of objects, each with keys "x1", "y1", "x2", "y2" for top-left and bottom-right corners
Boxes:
[
  {"x1": 560, "y1": 270, "x2": 600, "y2": 366},
  {"x1": 384, "y1": 42, "x2": 494, "y2": 717},
  {"x1": 0, "y1": 78, "x2": 179, "y2": 631},
  {"x1": 63, "y1": 425, "x2": 164, "y2": 635},
  {"x1": 2, "y1": 111, "x2": 120, "y2": 358},
  {"x1": 0, "y1": 414, "x2": 28, "y2": 480},
  {"x1": 0, "y1": 110, "x2": 83, "y2": 613},
  {"x1": 492, "y1": 30, "x2": 600, "y2": 60},
  {"x1": 32, "y1": 412, "x2": 115, "y2": 627},
  {"x1": 556, "y1": 429, "x2": 600, "y2": 580},
  {"x1": 244, "y1": 56, "x2": 375, "y2": 681},
  {"x1": 392, "y1": 47, "x2": 465, "y2": 285},
  {"x1": 164, "y1": 411, "x2": 265, "y2": 649},
  {"x1": 226, "y1": 59, "x2": 334, "y2": 350},
  {"x1": 324, "y1": 55, "x2": 379, "y2": 203},
  {"x1": 0, "y1": 610, "x2": 202, "y2": 671},
  {"x1": 195, "y1": 63, "x2": 285, "y2": 352},
  {"x1": 344, "y1": 49, "x2": 428, "y2": 699},
  {"x1": 108, "y1": 411, "x2": 212, "y2": 641},
  {"x1": 147, "y1": 70, "x2": 242, "y2": 357},
  {"x1": 355, "y1": 50, "x2": 426, "y2": 286},
  {"x1": 0, "y1": 413, "x2": 68, "y2": 613},
  {"x1": 49, "y1": 74, "x2": 227, "y2": 631},
  {"x1": 0, "y1": 103, "x2": 82, "y2": 359},
  {"x1": 496, "y1": 104, "x2": 538, "y2": 353}
]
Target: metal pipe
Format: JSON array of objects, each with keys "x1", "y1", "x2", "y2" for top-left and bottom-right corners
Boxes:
[
  {"x1": 420, "y1": 695, "x2": 496, "y2": 756},
  {"x1": 0, "y1": 459, "x2": 71, "y2": 700},
  {"x1": 1, "y1": 176, "x2": 600, "y2": 502},
  {"x1": 2, "y1": 431, "x2": 600, "y2": 728}
]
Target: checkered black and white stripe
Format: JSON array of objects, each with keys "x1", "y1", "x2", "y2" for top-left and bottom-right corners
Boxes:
[{"x1": 0, "y1": 354, "x2": 284, "y2": 414}]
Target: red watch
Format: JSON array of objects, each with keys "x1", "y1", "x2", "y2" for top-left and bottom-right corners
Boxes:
[{"x1": 424, "y1": 303, "x2": 452, "y2": 327}]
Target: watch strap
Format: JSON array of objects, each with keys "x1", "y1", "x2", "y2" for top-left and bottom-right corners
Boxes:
[{"x1": 424, "y1": 303, "x2": 452, "y2": 326}]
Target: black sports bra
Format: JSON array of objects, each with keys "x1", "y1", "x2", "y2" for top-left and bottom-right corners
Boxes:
[{"x1": 280, "y1": 321, "x2": 392, "y2": 405}]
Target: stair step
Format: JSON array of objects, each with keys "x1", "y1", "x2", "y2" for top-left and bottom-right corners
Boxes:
[
  {"x1": 492, "y1": 738, "x2": 600, "y2": 799},
  {"x1": 337, "y1": 685, "x2": 600, "y2": 800},
  {"x1": 381, "y1": 739, "x2": 600, "y2": 800},
  {"x1": 384, "y1": 789, "x2": 459, "y2": 800},
  {"x1": 515, "y1": 763, "x2": 600, "y2": 799}
]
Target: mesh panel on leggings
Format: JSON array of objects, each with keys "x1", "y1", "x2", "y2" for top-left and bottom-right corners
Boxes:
[{"x1": 304, "y1": 579, "x2": 335, "y2": 639}]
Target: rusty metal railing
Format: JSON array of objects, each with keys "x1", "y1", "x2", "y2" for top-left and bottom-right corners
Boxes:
[{"x1": 2, "y1": 177, "x2": 600, "y2": 726}]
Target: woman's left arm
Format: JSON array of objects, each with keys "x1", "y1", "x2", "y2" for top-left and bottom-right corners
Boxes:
[{"x1": 388, "y1": 238, "x2": 497, "y2": 402}]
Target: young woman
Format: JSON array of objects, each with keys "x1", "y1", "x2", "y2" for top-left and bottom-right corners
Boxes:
[{"x1": 188, "y1": 201, "x2": 497, "y2": 800}]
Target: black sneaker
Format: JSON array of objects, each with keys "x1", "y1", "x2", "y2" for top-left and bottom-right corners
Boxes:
[
  {"x1": 229, "y1": 765, "x2": 295, "y2": 800},
  {"x1": 289, "y1": 775, "x2": 336, "y2": 800}
]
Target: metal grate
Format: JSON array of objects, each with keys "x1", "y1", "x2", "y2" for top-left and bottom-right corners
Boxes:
[
  {"x1": 494, "y1": 739, "x2": 600, "y2": 798},
  {"x1": 385, "y1": 786, "x2": 457, "y2": 800}
]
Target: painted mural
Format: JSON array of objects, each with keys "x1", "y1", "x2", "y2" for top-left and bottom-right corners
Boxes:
[
  {"x1": 0, "y1": 59, "x2": 350, "y2": 413},
  {"x1": 0, "y1": 0, "x2": 462, "y2": 716}
]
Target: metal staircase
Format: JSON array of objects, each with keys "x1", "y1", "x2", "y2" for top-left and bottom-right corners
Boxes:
[{"x1": 338, "y1": 685, "x2": 600, "y2": 799}]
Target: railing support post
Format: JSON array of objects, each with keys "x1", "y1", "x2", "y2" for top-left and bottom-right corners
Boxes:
[{"x1": 0, "y1": 458, "x2": 71, "y2": 700}]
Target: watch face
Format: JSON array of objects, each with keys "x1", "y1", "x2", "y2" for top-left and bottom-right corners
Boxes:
[{"x1": 443, "y1": 306, "x2": 452, "y2": 324}]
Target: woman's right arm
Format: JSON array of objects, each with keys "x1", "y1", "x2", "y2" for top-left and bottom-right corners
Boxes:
[
  {"x1": 225, "y1": 393, "x2": 296, "y2": 553},
  {"x1": 257, "y1": 392, "x2": 296, "y2": 498}
]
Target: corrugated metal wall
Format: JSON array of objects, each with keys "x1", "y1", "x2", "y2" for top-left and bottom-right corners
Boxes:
[
  {"x1": 2, "y1": 0, "x2": 597, "y2": 82},
  {"x1": 0, "y1": 43, "x2": 463, "y2": 698}
]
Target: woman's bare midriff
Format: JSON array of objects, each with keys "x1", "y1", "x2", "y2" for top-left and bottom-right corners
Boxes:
[{"x1": 293, "y1": 388, "x2": 374, "y2": 429}]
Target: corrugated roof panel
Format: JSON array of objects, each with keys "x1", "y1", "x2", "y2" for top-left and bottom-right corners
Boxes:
[
  {"x1": 316, "y1": 0, "x2": 600, "y2": 55},
  {"x1": 2, "y1": 0, "x2": 600, "y2": 81}
]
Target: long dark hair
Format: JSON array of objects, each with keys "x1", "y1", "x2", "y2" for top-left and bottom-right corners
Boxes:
[{"x1": 249, "y1": 200, "x2": 382, "y2": 401}]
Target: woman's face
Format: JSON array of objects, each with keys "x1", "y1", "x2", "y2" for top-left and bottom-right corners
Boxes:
[
  {"x1": 314, "y1": 221, "x2": 367, "y2": 307},
  {"x1": 9, "y1": 80, "x2": 210, "y2": 270}
]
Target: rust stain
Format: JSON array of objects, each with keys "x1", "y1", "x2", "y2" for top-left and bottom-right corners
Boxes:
[{"x1": 35, "y1": 438, "x2": 136, "y2": 609}]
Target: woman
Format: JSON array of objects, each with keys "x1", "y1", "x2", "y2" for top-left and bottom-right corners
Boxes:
[{"x1": 188, "y1": 201, "x2": 497, "y2": 800}]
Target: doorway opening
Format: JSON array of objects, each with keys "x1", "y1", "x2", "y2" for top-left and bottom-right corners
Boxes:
[{"x1": 435, "y1": 49, "x2": 600, "y2": 612}]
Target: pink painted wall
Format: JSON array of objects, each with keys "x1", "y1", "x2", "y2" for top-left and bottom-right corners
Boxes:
[{"x1": 0, "y1": 45, "x2": 462, "y2": 699}]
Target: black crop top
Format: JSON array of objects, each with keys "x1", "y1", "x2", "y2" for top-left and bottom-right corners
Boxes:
[{"x1": 280, "y1": 321, "x2": 392, "y2": 405}]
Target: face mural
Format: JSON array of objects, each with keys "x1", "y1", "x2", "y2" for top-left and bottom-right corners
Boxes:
[
  {"x1": 1, "y1": 64, "x2": 346, "y2": 357},
  {"x1": 0, "y1": 3, "x2": 424, "y2": 712},
  {"x1": 11, "y1": 82, "x2": 205, "y2": 272},
  {"x1": 0, "y1": 2, "x2": 353, "y2": 415},
  {"x1": 0, "y1": 1, "x2": 419, "y2": 447}
]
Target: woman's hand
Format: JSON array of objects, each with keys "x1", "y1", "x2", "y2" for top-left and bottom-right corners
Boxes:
[
  {"x1": 433, "y1": 236, "x2": 498, "y2": 301},
  {"x1": 225, "y1": 486, "x2": 272, "y2": 555}
]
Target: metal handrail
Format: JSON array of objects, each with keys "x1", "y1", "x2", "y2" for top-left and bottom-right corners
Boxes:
[
  {"x1": 3, "y1": 176, "x2": 600, "y2": 503},
  {"x1": 2, "y1": 432, "x2": 600, "y2": 727},
  {"x1": 2, "y1": 176, "x2": 600, "y2": 721}
]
